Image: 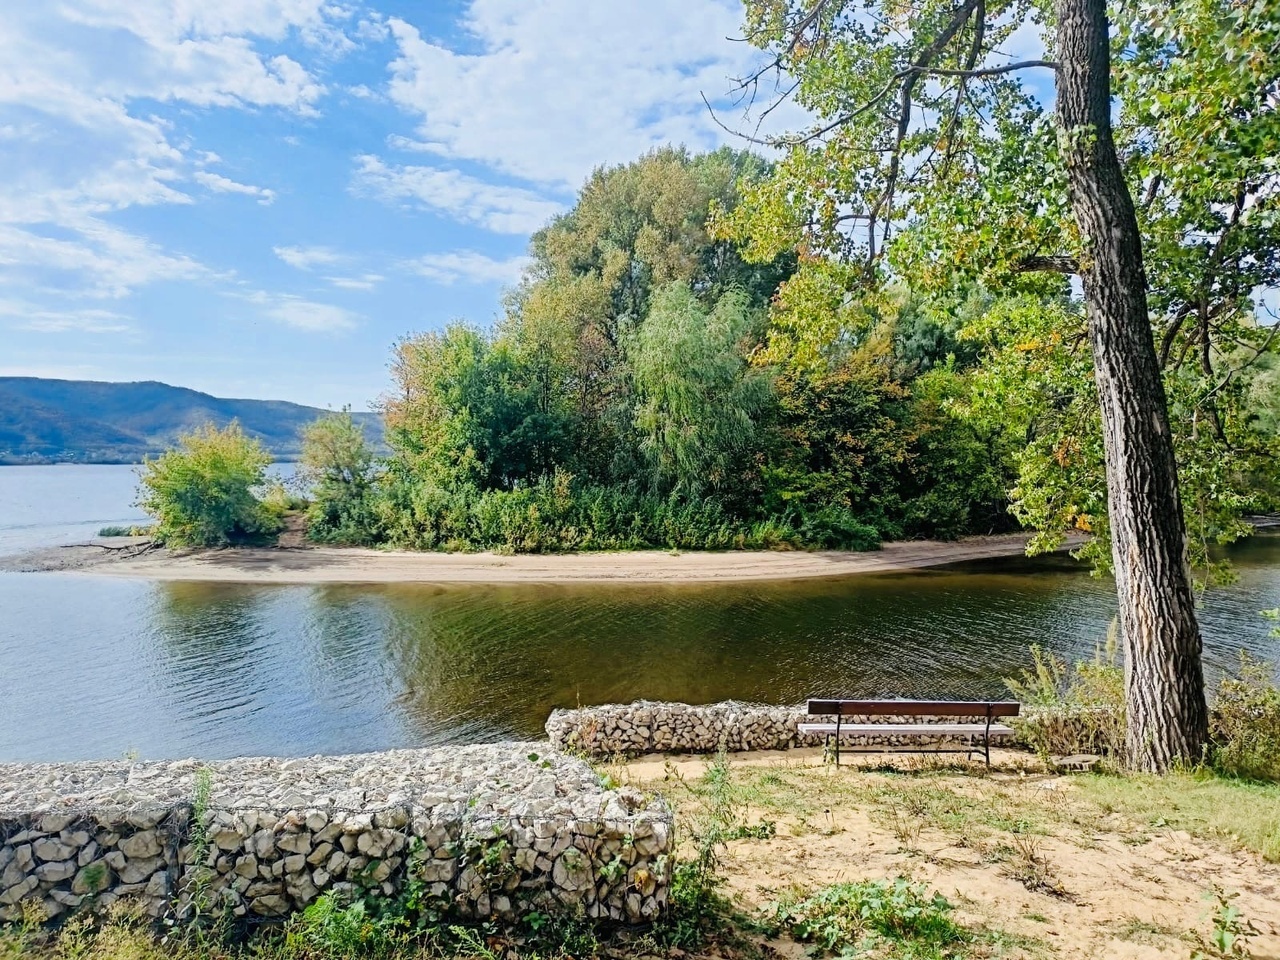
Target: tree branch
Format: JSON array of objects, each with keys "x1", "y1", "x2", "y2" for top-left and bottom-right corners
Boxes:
[{"x1": 1017, "y1": 254, "x2": 1079, "y2": 274}]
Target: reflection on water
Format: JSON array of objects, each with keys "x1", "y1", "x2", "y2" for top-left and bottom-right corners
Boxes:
[{"x1": 1, "y1": 537, "x2": 1278, "y2": 763}]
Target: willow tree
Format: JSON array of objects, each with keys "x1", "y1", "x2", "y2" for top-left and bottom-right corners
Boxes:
[{"x1": 722, "y1": 0, "x2": 1277, "y2": 769}]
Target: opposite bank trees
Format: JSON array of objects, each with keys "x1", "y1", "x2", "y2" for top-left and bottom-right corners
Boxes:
[{"x1": 724, "y1": 0, "x2": 1279, "y2": 769}]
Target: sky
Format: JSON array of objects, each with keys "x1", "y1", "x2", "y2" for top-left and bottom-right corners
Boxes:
[{"x1": 0, "y1": 0, "x2": 807, "y2": 410}]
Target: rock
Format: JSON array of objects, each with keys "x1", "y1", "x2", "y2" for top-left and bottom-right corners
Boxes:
[
  {"x1": 234, "y1": 855, "x2": 258, "y2": 878},
  {"x1": 119, "y1": 831, "x2": 162, "y2": 859},
  {"x1": 34, "y1": 860, "x2": 77, "y2": 883},
  {"x1": 0, "y1": 876, "x2": 39, "y2": 905},
  {"x1": 277, "y1": 832, "x2": 311, "y2": 855},
  {"x1": 77, "y1": 841, "x2": 99, "y2": 867},
  {"x1": 72, "y1": 861, "x2": 112, "y2": 896},
  {"x1": 119, "y1": 856, "x2": 163, "y2": 884},
  {"x1": 32, "y1": 838, "x2": 76, "y2": 862},
  {"x1": 250, "y1": 894, "x2": 289, "y2": 916},
  {"x1": 306, "y1": 842, "x2": 333, "y2": 866},
  {"x1": 145, "y1": 871, "x2": 171, "y2": 897}
]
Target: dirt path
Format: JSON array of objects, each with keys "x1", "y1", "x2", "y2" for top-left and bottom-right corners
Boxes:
[
  {"x1": 0, "y1": 531, "x2": 1080, "y2": 585},
  {"x1": 618, "y1": 750, "x2": 1280, "y2": 960}
]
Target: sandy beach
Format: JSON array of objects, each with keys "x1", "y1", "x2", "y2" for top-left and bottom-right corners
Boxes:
[{"x1": 0, "y1": 531, "x2": 1079, "y2": 585}]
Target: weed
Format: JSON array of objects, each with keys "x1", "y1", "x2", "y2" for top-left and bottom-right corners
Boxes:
[
  {"x1": 1005, "y1": 633, "x2": 1126, "y2": 760},
  {"x1": 1210, "y1": 653, "x2": 1280, "y2": 782},
  {"x1": 1114, "y1": 916, "x2": 1179, "y2": 944},
  {"x1": 1191, "y1": 887, "x2": 1257, "y2": 960},
  {"x1": 1004, "y1": 834, "x2": 1068, "y2": 898},
  {"x1": 767, "y1": 878, "x2": 970, "y2": 959}
]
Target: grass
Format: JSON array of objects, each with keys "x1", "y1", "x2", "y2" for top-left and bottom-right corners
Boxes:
[{"x1": 1075, "y1": 770, "x2": 1280, "y2": 862}]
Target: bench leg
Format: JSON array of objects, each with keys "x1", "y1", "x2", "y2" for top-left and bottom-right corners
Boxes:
[
  {"x1": 835, "y1": 714, "x2": 842, "y2": 768},
  {"x1": 983, "y1": 712, "x2": 993, "y2": 769}
]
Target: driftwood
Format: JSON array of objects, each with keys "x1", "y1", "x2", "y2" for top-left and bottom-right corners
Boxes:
[{"x1": 62, "y1": 539, "x2": 162, "y2": 559}]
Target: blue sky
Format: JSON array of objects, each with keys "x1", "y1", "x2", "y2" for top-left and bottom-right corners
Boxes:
[{"x1": 0, "y1": 0, "x2": 811, "y2": 410}]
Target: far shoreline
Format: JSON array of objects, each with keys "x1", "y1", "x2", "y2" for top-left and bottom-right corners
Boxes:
[{"x1": 0, "y1": 531, "x2": 1086, "y2": 586}]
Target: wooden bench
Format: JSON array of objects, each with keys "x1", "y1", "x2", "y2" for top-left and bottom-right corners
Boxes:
[{"x1": 798, "y1": 699, "x2": 1021, "y2": 767}]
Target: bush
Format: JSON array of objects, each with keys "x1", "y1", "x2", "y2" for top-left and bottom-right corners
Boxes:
[
  {"x1": 137, "y1": 422, "x2": 283, "y2": 548},
  {"x1": 796, "y1": 504, "x2": 882, "y2": 550},
  {"x1": 1210, "y1": 653, "x2": 1280, "y2": 782},
  {"x1": 372, "y1": 468, "x2": 875, "y2": 554},
  {"x1": 1004, "y1": 632, "x2": 1126, "y2": 760},
  {"x1": 300, "y1": 412, "x2": 382, "y2": 546},
  {"x1": 768, "y1": 879, "x2": 969, "y2": 958}
]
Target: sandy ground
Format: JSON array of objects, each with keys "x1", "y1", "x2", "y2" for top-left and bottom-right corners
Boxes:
[
  {"x1": 617, "y1": 749, "x2": 1280, "y2": 960},
  {"x1": 0, "y1": 531, "x2": 1078, "y2": 585}
]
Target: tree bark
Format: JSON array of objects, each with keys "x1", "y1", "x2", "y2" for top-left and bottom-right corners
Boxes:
[{"x1": 1054, "y1": 0, "x2": 1208, "y2": 770}]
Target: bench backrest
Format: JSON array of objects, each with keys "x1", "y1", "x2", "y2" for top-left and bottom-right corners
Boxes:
[{"x1": 806, "y1": 699, "x2": 1021, "y2": 718}]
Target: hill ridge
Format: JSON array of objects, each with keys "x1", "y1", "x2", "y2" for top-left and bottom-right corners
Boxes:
[{"x1": 0, "y1": 377, "x2": 384, "y2": 464}]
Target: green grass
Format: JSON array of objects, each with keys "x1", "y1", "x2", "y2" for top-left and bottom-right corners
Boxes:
[
  {"x1": 1075, "y1": 771, "x2": 1280, "y2": 862},
  {"x1": 766, "y1": 879, "x2": 981, "y2": 959}
]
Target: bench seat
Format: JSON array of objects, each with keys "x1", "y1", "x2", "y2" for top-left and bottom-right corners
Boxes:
[{"x1": 798, "y1": 722, "x2": 1016, "y2": 737}]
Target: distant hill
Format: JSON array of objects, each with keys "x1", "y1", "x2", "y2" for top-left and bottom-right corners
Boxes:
[{"x1": 0, "y1": 378, "x2": 384, "y2": 464}]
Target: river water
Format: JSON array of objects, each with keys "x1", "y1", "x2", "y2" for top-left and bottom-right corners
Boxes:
[{"x1": 1, "y1": 465, "x2": 1278, "y2": 763}]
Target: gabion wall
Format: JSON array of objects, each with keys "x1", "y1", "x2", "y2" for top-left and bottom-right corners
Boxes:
[
  {"x1": 0, "y1": 744, "x2": 670, "y2": 925},
  {"x1": 546, "y1": 700, "x2": 1016, "y2": 758}
]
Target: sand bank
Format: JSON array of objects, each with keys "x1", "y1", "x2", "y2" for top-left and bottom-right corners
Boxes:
[{"x1": 1, "y1": 531, "x2": 1079, "y2": 585}]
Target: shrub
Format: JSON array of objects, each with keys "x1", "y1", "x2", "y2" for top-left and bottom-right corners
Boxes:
[
  {"x1": 136, "y1": 422, "x2": 283, "y2": 548},
  {"x1": 1210, "y1": 653, "x2": 1280, "y2": 782},
  {"x1": 300, "y1": 412, "x2": 382, "y2": 546},
  {"x1": 96, "y1": 525, "x2": 151, "y2": 537},
  {"x1": 1004, "y1": 630, "x2": 1126, "y2": 759},
  {"x1": 796, "y1": 504, "x2": 882, "y2": 550},
  {"x1": 372, "y1": 469, "x2": 867, "y2": 554},
  {"x1": 768, "y1": 878, "x2": 969, "y2": 958}
]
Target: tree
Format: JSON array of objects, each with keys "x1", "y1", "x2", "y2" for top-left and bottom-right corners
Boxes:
[
  {"x1": 502, "y1": 146, "x2": 794, "y2": 483},
  {"x1": 629, "y1": 282, "x2": 772, "y2": 497},
  {"x1": 300, "y1": 411, "x2": 379, "y2": 544},
  {"x1": 383, "y1": 324, "x2": 571, "y2": 492},
  {"x1": 138, "y1": 421, "x2": 281, "y2": 547},
  {"x1": 719, "y1": 0, "x2": 1280, "y2": 768}
]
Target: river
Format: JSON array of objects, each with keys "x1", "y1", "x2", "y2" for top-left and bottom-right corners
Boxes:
[{"x1": 1, "y1": 464, "x2": 1277, "y2": 763}]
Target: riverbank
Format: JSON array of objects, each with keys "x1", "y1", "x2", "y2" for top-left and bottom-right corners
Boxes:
[
  {"x1": 0, "y1": 530, "x2": 1082, "y2": 584},
  {"x1": 616, "y1": 748, "x2": 1280, "y2": 960},
  {"x1": 5, "y1": 747, "x2": 1279, "y2": 959}
]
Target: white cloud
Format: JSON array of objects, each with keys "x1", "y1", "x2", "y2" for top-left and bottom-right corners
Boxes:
[
  {"x1": 195, "y1": 171, "x2": 276, "y2": 204},
  {"x1": 0, "y1": 300, "x2": 135, "y2": 333},
  {"x1": 245, "y1": 290, "x2": 359, "y2": 332},
  {"x1": 406, "y1": 251, "x2": 529, "y2": 286},
  {"x1": 353, "y1": 154, "x2": 563, "y2": 234},
  {"x1": 381, "y1": 2, "x2": 781, "y2": 189},
  {"x1": 274, "y1": 245, "x2": 344, "y2": 270},
  {"x1": 0, "y1": 220, "x2": 210, "y2": 298},
  {"x1": 326, "y1": 273, "x2": 384, "y2": 290},
  {"x1": 0, "y1": 2, "x2": 358, "y2": 303}
]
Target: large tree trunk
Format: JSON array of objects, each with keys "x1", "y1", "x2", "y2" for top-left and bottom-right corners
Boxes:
[{"x1": 1054, "y1": 0, "x2": 1209, "y2": 770}]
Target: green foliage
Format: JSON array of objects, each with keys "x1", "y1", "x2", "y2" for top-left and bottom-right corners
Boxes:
[
  {"x1": 660, "y1": 752, "x2": 743, "y2": 950},
  {"x1": 1210, "y1": 653, "x2": 1280, "y2": 782},
  {"x1": 1191, "y1": 887, "x2": 1257, "y2": 960},
  {"x1": 719, "y1": 0, "x2": 1280, "y2": 571},
  {"x1": 137, "y1": 422, "x2": 283, "y2": 548},
  {"x1": 96, "y1": 525, "x2": 151, "y2": 537},
  {"x1": 630, "y1": 282, "x2": 771, "y2": 497},
  {"x1": 287, "y1": 895, "x2": 408, "y2": 958},
  {"x1": 374, "y1": 469, "x2": 834, "y2": 553},
  {"x1": 767, "y1": 879, "x2": 969, "y2": 959},
  {"x1": 300, "y1": 411, "x2": 380, "y2": 545}
]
